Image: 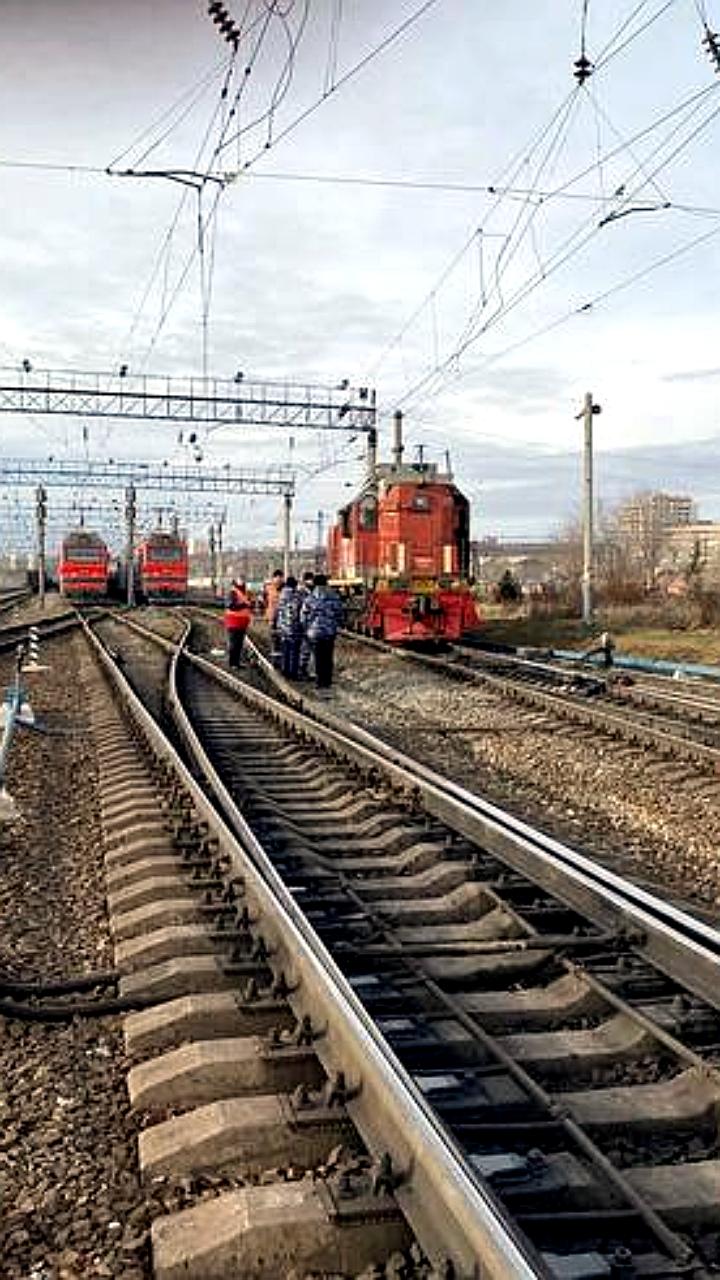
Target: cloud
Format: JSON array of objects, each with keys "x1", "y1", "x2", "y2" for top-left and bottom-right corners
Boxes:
[{"x1": 663, "y1": 367, "x2": 720, "y2": 383}]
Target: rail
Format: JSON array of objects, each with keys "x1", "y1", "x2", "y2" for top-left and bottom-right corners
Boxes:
[
  {"x1": 84, "y1": 612, "x2": 543, "y2": 1278},
  {"x1": 343, "y1": 629, "x2": 720, "y2": 772},
  {"x1": 185, "y1": 607, "x2": 720, "y2": 1000},
  {"x1": 107, "y1": 609, "x2": 720, "y2": 1273}
]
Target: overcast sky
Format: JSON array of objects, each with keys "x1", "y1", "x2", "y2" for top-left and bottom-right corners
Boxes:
[{"x1": 1, "y1": 0, "x2": 719, "y2": 549}]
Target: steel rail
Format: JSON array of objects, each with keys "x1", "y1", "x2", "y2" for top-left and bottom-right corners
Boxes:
[
  {"x1": 137, "y1": 610, "x2": 720, "y2": 1021},
  {"x1": 343, "y1": 629, "x2": 720, "y2": 771},
  {"x1": 184, "y1": 607, "x2": 720, "y2": 1003},
  {"x1": 84, "y1": 613, "x2": 544, "y2": 1279},
  {"x1": 119, "y1": 613, "x2": 720, "y2": 1270},
  {"x1": 0, "y1": 612, "x2": 80, "y2": 655},
  {"x1": 0, "y1": 588, "x2": 32, "y2": 615}
]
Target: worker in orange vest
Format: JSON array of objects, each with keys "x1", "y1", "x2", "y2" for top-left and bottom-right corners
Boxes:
[
  {"x1": 224, "y1": 578, "x2": 252, "y2": 668},
  {"x1": 263, "y1": 567, "x2": 284, "y2": 667}
]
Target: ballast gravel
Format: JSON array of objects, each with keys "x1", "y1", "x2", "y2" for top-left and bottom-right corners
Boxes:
[
  {"x1": 327, "y1": 641, "x2": 720, "y2": 918},
  {"x1": 0, "y1": 634, "x2": 156, "y2": 1279}
]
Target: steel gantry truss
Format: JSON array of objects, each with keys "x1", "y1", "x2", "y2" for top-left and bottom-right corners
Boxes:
[
  {"x1": 1, "y1": 459, "x2": 297, "y2": 605},
  {"x1": 0, "y1": 458, "x2": 295, "y2": 497},
  {"x1": 0, "y1": 367, "x2": 377, "y2": 432}
]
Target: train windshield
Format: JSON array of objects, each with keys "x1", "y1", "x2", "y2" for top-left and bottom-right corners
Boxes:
[
  {"x1": 149, "y1": 546, "x2": 184, "y2": 562},
  {"x1": 63, "y1": 545, "x2": 105, "y2": 562}
]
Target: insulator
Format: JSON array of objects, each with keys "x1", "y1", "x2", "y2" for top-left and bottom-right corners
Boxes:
[
  {"x1": 208, "y1": 1, "x2": 225, "y2": 14},
  {"x1": 702, "y1": 27, "x2": 720, "y2": 72},
  {"x1": 573, "y1": 54, "x2": 593, "y2": 84}
]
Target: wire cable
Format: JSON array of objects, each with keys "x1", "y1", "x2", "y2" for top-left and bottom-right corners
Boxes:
[
  {"x1": 404, "y1": 216, "x2": 720, "y2": 412},
  {"x1": 383, "y1": 78, "x2": 720, "y2": 408},
  {"x1": 216, "y1": 0, "x2": 443, "y2": 160}
]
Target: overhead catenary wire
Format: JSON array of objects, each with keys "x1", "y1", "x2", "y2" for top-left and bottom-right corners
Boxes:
[
  {"x1": 404, "y1": 215, "x2": 720, "y2": 414},
  {"x1": 363, "y1": 83, "x2": 583, "y2": 381},
  {"x1": 105, "y1": 52, "x2": 232, "y2": 173},
  {"x1": 386, "y1": 78, "x2": 720, "y2": 410},
  {"x1": 215, "y1": 0, "x2": 444, "y2": 160},
  {"x1": 120, "y1": 0, "x2": 309, "y2": 375},
  {"x1": 116, "y1": 0, "x2": 442, "y2": 378}
]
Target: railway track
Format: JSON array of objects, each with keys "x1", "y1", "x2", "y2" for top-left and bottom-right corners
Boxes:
[
  {"x1": 342, "y1": 631, "x2": 720, "y2": 776},
  {"x1": 0, "y1": 586, "x2": 32, "y2": 618},
  {"x1": 71, "y1": 609, "x2": 720, "y2": 1278},
  {"x1": 0, "y1": 610, "x2": 80, "y2": 656}
]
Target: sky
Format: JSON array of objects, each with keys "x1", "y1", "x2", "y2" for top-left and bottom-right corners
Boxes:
[{"x1": 0, "y1": 0, "x2": 719, "y2": 550}]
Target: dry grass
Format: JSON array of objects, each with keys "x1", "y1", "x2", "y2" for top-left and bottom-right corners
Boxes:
[{"x1": 476, "y1": 604, "x2": 720, "y2": 666}]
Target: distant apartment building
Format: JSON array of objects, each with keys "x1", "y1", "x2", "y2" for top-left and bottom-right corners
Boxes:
[
  {"x1": 616, "y1": 492, "x2": 695, "y2": 542},
  {"x1": 614, "y1": 492, "x2": 697, "y2": 588},
  {"x1": 662, "y1": 522, "x2": 720, "y2": 582}
]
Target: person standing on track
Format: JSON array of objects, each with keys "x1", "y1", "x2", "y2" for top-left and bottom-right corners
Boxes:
[
  {"x1": 224, "y1": 578, "x2": 252, "y2": 668},
  {"x1": 277, "y1": 575, "x2": 303, "y2": 679},
  {"x1": 297, "y1": 570, "x2": 315, "y2": 680},
  {"x1": 300, "y1": 573, "x2": 344, "y2": 695},
  {"x1": 264, "y1": 568, "x2": 284, "y2": 668}
]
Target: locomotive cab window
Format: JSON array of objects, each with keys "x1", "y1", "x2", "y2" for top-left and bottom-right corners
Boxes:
[{"x1": 359, "y1": 497, "x2": 377, "y2": 530}]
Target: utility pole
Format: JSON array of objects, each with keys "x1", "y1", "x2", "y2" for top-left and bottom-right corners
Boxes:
[
  {"x1": 282, "y1": 492, "x2": 292, "y2": 578},
  {"x1": 125, "y1": 483, "x2": 137, "y2": 606},
  {"x1": 315, "y1": 510, "x2": 324, "y2": 573},
  {"x1": 216, "y1": 509, "x2": 225, "y2": 588},
  {"x1": 208, "y1": 523, "x2": 217, "y2": 596},
  {"x1": 35, "y1": 485, "x2": 47, "y2": 609},
  {"x1": 575, "y1": 392, "x2": 602, "y2": 625}
]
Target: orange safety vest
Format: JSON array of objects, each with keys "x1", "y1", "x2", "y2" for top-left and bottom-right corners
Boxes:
[
  {"x1": 264, "y1": 579, "x2": 282, "y2": 623},
  {"x1": 225, "y1": 587, "x2": 252, "y2": 630}
]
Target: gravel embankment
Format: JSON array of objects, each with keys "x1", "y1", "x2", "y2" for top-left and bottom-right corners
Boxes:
[
  {"x1": 325, "y1": 640, "x2": 720, "y2": 917},
  {"x1": 188, "y1": 615, "x2": 720, "y2": 914},
  {"x1": 0, "y1": 634, "x2": 157, "y2": 1279}
]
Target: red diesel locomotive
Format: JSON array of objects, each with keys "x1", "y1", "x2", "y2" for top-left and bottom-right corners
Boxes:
[
  {"x1": 136, "y1": 530, "x2": 188, "y2": 602},
  {"x1": 58, "y1": 529, "x2": 111, "y2": 599},
  {"x1": 327, "y1": 412, "x2": 478, "y2": 644}
]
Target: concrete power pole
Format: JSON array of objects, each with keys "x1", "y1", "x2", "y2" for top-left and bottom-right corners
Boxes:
[
  {"x1": 315, "y1": 509, "x2": 324, "y2": 573},
  {"x1": 282, "y1": 493, "x2": 292, "y2": 578},
  {"x1": 208, "y1": 523, "x2": 217, "y2": 597},
  {"x1": 125, "y1": 484, "x2": 137, "y2": 606},
  {"x1": 35, "y1": 485, "x2": 47, "y2": 609},
  {"x1": 576, "y1": 392, "x2": 602, "y2": 625},
  {"x1": 216, "y1": 512, "x2": 225, "y2": 589}
]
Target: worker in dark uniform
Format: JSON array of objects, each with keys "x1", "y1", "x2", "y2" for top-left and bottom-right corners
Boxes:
[
  {"x1": 300, "y1": 573, "x2": 344, "y2": 695},
  {"x1": 298, "y1": 571, "x2": 315, "y2": 679},
  {"x1": 224, "y1": 578, "x2": 252, "y2": 668},
  {"x1": 276, "y1": 575, "x2": 302, "y2": 679}
]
